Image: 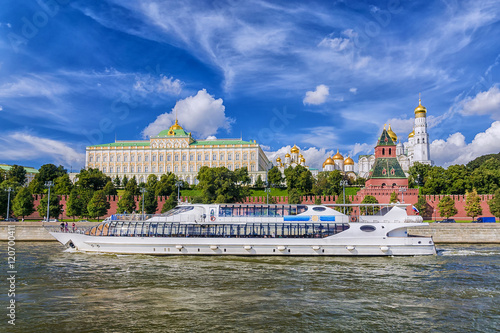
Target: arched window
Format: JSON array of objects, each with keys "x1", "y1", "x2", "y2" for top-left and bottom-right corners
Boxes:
[
  {"x1": 389, "y1": 148, "x2": 392, "y2": 155},
  {"x1": 382, "y1": 148, "x2": 385, "y2": 155},
  {"x1": 417, "y1": 139, "x2": 420, "y2": 144}
]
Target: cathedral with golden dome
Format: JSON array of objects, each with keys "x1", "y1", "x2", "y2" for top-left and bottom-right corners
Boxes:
[
  {"x1": 275, "y1": 145, "x2": 312, "y2": 173},
  {"x1": 358, "y1": 97, "x2": 433, "y2": 179}
]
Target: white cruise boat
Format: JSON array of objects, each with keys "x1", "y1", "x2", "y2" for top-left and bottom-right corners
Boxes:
[{"x1": 48, "y1": 204, "x2": 436, "y2": 256}]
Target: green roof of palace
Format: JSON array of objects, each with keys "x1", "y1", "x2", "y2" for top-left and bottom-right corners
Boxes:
[
  {"x1": 0, "y1": 164, "x2": 38, "y2": 174},
  {"x1": 190, "y1": 139, "x2": 255, "y2": 146},
  {"x1": 156, "y1": 129, "x2": 190, "y2": 137},
  {"x1": 377, "y1": 129, "x2": 396, "y2": 146},
  {"x1": 89, "y1": 141, "x2": 150, "y2": 147},
  {"x1": 369, "y1": 158, "x2": 407, "y2": 179}
]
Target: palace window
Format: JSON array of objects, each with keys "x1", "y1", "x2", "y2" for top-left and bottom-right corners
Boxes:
[
  {"x1": 159, "y1": 166, "x2": 163, "y2": 172},
  {"x1": 213, "y1": 154, "x2": 217, "y2": 161},
  {"x1": 167, "y1": 165, "x2": 171, "y2": 172},
  {"x1": 190, "y1": 165, "x2": 194, "y2": 172},
  {"x1": 174, "y1": 166, "x2": 178, "y2": 172},
  {"x1": 198, "y1": 154, "x2": 201, "y2": 161},
  {"x1": 159, "y1": 155, "x2": 163, "y2": 162},
  {"x1": 109, "y1": 167, "x2": 113, "y2": 173},
  {"x1": 251, "y1": 152, "x2": 255, "y2": 160},
  {"x1": 152, "y1": 155, "x2": 156, "y2": 162},
  {"x1": 103, "y1": 156, "x2": 107, "y2": 162},
  {"x1": 228, "y1": 153, "x2": 232, "y2": 160},
  {"x1": 138, "y1": 155, "x2": 141, "y2": 162},
  {"x1": 175, "y1": 154, "x2": 179, "y2": 161},
  {"x1": 96, "y1": 156, "x2": 100, "y2": 162},
  {"x1": 89, "y1": 156, "x2": 93, "y2": 162},
  {"x1": 167, "y1": 154, "x2": 171, "y2": 161},
  {"x1": 117, "y1": 167, "x2": 121, "y2": 173},
  {"x1": 110, "y1": 155, "x2": 114, "y2": 162},
  {"x1": 131, "y1": 166, "x2": 135, "y2": 173},
  {"x1": 220, "y1": 153, "x2": 224, "y2": 160},
  {"x1": 236, "y1": 153, "x2": 240, "y2": 160},
  {"x1": 137, "y1": 166, "x2": 141, "y2": 173},
  {"x1": 228, "y1": 165, "x2": 232, "y2": 171},
  {"x1": 251, "y1": 165, "x2": 255, "y2": 171},
  {"x1": 124, "y1": 166, "x2": 127, "y2": 173},
  {"x1": 124, "y1": 155, "x2": 128, "y2": 162},
  {"x1": 102, "y1": 167, "x2": 106, "y2": 173},
  {"x1": 182, "y1": 154, "x2": 186, "y2": 161},
  {"x1": 205, "y1": 154, "x2": 209, "y2": 161},
  {"x1": 131, "y1": 155, "x2": 135, "y2": 162},
  {"x1": 182, "y1": 165, "x2": 186, "y2": 172},
  {"x1": 152, "y1": 166, "x2": 156, "y2": 173},
  {"x1": 243, "y1": 153, "x2": 247, "y2": 160},
  {"x1": 145, "y1": 166, "x2": 149, "y2": 173},
  {"x1": 190, "y1": 154, "x2": 194, "y2": 161}
]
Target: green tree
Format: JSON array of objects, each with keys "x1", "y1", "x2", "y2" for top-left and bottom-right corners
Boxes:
[
  {"x1": 268, "y1": 166, "x2": 283, "y2": 187},
  {"x1": 156, "y1": 173, "x2": 177, "y2": 197},
  {"x1": 7, "y1": 165, "x2": 27, "y2": 186},
  {"x1": 117, "y1": 191, "x2": 136, "y2": 214},
  {"x1": 125, "y1": 176, "x2": 139, "y2": 195},
  {"x1": 197, "y1": 166, "x2": 249, "y2": 203},
  {"x1": 254, "y1": 175, "x2": 264, "y2": 188},
  {"x1": 113, "y1": 176, "x2": 121, "y2": 188},
  {"x1": 465, "y1": 189, "x2": 483, "y2": 221},
  {"x1": 54, "y1": 174, "x2": 73, "y2": 195},
  {"x1": 326, "y1": 170, "x2": 344, "y2": 196},
  {"x1": 143, "y1": 190, "x2": 158, "y2": 214},
  {"x1": 28, "y1": 178, "x2": 45, "y2": 194},
  {"x1": 37, "y1": 194, "x2": 63, "y2": 220},
  {"x1": 414, "y1": 195, "x2": 432, "y2": 219},
  {"x1": 234, "y1": 167, "x2": 251, "y2": 185},
  {"x1": 313, "y1": 172, "x2": 329, "y2": 196},
  {"x1": 12, "y1": 187, "x2": 35, "y2": 219},
  {"x1": 437, "y1": 196, "x2": 458, "y2": 219},
  {"x1": 445, "y1": 164, "x2": 471, "y2": 195},
  {"x1": 161, "y1": 195, "x2": 177, "y2": 213},
  {"x1": 488, "y1": 189, "x2": 500, "y2": 220},
  {"x1": 314, "y1": 196, "x2": 322, "y2": 205},
  {"x1": 146, "y1": 174, "x2": 158, "y2": 191},
  {"x1": 284, "y1": 165, "x2": 313, "y2": 194},
  {"x1": 288, "y1": 188, "x2": 301, "y2": 204},
  {"x1": 66, "y1": 189, "x2": 84, "y2": 221},
  {"x1": 360, "y1": 195, "x2": 379, "y2": 215},
  {"x1": 421, "y1": 166, "x2": 448, "y2": 195},
  {"x1": 408, "y1": 162, "x2": 431, "y2": 187},
  {"x1": 76, "y1": 168, "x2": 110, "y2": 191},
  {"x1": 102, "y1": 180, "x2": 118, "y2": 196},
  {"x1": 467, "y1": 153, "x2": 500, "y2": 170},
  {"x1": 36, "y1": 164, "x2": 67, "y2": 183},
  {"x1": 122, "y1": 176, "x2": 129, "y2": 188},
  {"x1": 390, "y1": 191, "x2": 398, "y2": 203},
  {"x1": 87, "y1": 190, "x2": 110, "y2": 221}
]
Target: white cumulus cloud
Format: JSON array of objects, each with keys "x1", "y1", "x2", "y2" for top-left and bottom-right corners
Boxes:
[
  {"x1": 461, "y1": 86, "x2": 500, "y2": 120},
  {"x1": 142, "y1": 89, "x2": 234, "y2": 138},
  {"x1": 303, "y1": 84, "x2": 329, "y2": 105},
  {"x1": 430, "y1": 121, "x2": 500, "y2": 166}
]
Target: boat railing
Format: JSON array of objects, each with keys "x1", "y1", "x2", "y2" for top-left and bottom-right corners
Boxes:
[{"x1": 44, "y1": 225, "x2": 92, "y2": 234}]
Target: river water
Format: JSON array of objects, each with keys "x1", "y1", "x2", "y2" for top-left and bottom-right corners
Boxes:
[{"x1": 2, "y1": 242, "x2": 499, "y2": 333}]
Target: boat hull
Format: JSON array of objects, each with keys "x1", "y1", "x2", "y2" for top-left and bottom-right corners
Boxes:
[{"x1": 49, "y1": 232, "x2": 436, "y2": 256}]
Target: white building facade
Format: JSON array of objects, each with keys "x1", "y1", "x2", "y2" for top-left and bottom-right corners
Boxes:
[{"x1": 85, "y1": 120, "x2": 270, "y2": 185}]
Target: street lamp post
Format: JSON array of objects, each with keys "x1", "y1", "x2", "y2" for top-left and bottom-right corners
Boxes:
[
  {"x1": 399, "y1": 187, "x2": 407, "y2": 203},
  {"x1": 5, "y1": 187, "x2": 12, "y2": 221},
  {"x1": 140, "y1": 188, "x2": 146, "y2": 220},
  {"x1": 45, "y1": 181, "x2": 53, "y2": 222},
  {"x1": 340, "y1": 180, "x2": 348, "y2": 214},
  {"x1": 175, "y1": 181, "x2": 183, "y2": 202},
  {"x1": 264, "y1": 181, "x2": 271, "y2": 204}
]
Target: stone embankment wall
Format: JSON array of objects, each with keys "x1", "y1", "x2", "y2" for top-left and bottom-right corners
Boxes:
[
  {"x1": 2, "y1": 222, "x2": 499, "y2": 243},
  {"x1": 24, "y1": 192, "x2": 495, "y2": 221}
]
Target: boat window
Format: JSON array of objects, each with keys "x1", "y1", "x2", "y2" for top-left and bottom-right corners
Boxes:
[
  {"x1": 297, "y1": 205, "x2": 308, "y2": 214},
  {"x1": 360, "y1": 225, "x2": 376, "y2": 232},
  {"x1": 312, "y1": 207, "x2": 326, "y2": 212},
  {"x1": 163, "y1": 206, "x2": 194, "y2": 217}
]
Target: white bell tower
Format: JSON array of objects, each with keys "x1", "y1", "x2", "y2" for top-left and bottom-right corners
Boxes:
[{"x1": 411, "y1": 94, "x2": 432, "y2": 166}]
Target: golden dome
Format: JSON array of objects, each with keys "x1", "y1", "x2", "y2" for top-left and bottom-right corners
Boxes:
[
  {"x1": 276, "y1": 157, "x2": 282, "y2": 162},
  {"x1": 291, "y1": 145, "x2": 299, "y2": 154},
  {"x1": 387, "y1": 124, "x2": 398, "y2": 143},
  {"x1": 332, "y1": 149, "x2": 344, "y2": 160},
  {"x1": 324, "y1": 157, "x2": 335, "y2": 166},
  {"x1": 300, "y1": 157, "x2": 306, "y2": 163},
  {"x1": 344, "y1": 156, "x2": 354, "y2": 165},
  {"x1": 170, "y1": 119, "x2": 183, "y2": 130},
  {"x1": 414, "y1": 97, "x2": 427, "y2": 118},
  {"x1": 285, "y1": 153, "x2": 291, "y2": 158},
  {"x1": 408, "y1": 129, "x2": 415, "y2": 138}
]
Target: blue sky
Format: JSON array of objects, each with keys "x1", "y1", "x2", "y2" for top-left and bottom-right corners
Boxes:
[{"x1": 1, "y1": 0, "x2": 500, "y2": 171}]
